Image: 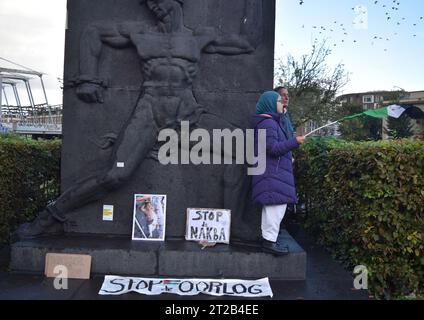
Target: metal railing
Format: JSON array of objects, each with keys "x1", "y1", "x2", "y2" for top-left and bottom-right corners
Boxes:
[{"x1": 0, "y1": 60, "x2": 63, "y2": 136}]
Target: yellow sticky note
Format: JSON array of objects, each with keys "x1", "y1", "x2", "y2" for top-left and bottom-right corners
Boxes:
[{"x1": 103, "y1": 205, "x2": 114, "y2": 221}]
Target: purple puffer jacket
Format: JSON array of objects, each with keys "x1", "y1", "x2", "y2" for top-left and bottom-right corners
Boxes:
[{"x1": 251, "y1": 113, "x2": 300, "y2": 205}]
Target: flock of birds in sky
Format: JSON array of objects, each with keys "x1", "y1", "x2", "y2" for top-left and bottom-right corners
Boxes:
[{"x1": 296, "y1": 0, "x2": 423, "y2": 52}]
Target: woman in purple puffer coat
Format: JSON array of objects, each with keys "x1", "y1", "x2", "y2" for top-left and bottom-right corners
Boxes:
[{"x1": 251, "y1": 91, "x2": 305, "y2": 255}]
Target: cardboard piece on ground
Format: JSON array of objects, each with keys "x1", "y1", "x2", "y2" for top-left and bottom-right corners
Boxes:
[{"x1": 45, "y1": 253, "x2": 91, "y2": 279}]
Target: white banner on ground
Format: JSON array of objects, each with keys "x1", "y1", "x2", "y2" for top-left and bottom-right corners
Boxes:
[{"x1": 99, "y1": 276, "x2": 273, "y2": 298}]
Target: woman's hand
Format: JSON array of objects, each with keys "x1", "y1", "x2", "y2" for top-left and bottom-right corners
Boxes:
[{"x1": 296, "y1": 136, "x2": 306, "y2": 145}]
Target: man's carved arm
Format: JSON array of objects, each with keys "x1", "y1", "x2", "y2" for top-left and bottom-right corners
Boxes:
[
  {"x1": 76, "y1": 22, "x2": 139, "y2": 103},
  {"x1": 202, "y1": 0, "x2": 263, "y2": 55}
]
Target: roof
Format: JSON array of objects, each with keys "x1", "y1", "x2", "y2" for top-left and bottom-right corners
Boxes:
[
  {"x1": 337, "y1": 91, "x2": 392, "y2": 98},
  {"x1": 338, "y1": 90, "x2": 424, "y2": 100}
]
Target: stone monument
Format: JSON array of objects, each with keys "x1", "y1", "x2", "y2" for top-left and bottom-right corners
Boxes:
[{"x1": 11, "y1": 0, "x2": 306, "y2": 280}]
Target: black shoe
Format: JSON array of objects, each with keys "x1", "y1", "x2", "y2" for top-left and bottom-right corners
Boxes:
[{"x1": 261, "y1": 238, "x2": 289, "y2": 256}]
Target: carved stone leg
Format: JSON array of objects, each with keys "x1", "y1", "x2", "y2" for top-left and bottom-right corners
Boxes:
[
  {"x1": 13, "y1": 103, "x2": 158, "y2": 240},
  {"x1": 11, "y1": 206, "x2": 66, "y2": 241}
]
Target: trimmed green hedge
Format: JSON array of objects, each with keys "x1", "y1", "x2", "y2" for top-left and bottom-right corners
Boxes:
[
  {"x1": 294, "y1": 138, "x2": 424, "y2": 299},
  {"x1": 1, "y1": 135, "x2": 422, "y2": 298},
  {"x1": 0, "y1": 135, "x2": 61, "y2": 243}
]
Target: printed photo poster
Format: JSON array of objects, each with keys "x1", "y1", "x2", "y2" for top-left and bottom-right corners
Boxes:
[{"x1": 132, "y1": 194, "x2": 166, "y2": 241}]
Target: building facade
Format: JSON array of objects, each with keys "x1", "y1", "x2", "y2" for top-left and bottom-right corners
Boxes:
[{"x1": 338, "y1": 90, "x2": 424, "y2": 139}]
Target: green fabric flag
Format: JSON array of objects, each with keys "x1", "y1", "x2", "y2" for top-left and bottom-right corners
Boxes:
[
  {"x1": 305, "y1": 104, "x2": 422, "y2": 137},
  {"x1": 341, "y1": 106, "x2": 388, "y2": 121}
]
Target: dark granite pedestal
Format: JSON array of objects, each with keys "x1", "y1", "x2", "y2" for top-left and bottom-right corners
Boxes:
[{"x1": 10, "y1": 230, "x2": 306, "y2": 280}]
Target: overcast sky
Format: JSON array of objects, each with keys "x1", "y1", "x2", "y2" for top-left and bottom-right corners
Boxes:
[
  {"x1": 0, "y1": 0, "x2": 66, "y2": 105},
  {"x1": 0, "y1": 0, "x2": 423, "y2": 106}
]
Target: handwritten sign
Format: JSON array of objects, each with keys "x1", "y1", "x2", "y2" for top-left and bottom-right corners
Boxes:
[
  {"x1": 185, "y1": 208, "x2": 231, "y2": 244},
  {"x1": 45, "y1": 253, "x2": 91, "y2": 279}
]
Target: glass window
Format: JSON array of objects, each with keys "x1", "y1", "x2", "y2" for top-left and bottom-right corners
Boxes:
[{"x1": 363, "y1": 95, "x2": 374, "y2": 103}]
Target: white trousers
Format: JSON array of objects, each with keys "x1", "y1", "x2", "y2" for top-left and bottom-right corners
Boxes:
[{"x1": 261, "y1": 204, "x2": 287, "y2": 242}]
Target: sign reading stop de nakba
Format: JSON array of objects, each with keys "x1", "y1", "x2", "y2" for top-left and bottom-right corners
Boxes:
[{"x1": 185, "y1": 208, "x2": 231, "y2": 244}]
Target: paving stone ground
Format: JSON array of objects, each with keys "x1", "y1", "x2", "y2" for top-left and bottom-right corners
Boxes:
[{"x1": 0, "y1": 225, "x2": 369, "y2": 300}]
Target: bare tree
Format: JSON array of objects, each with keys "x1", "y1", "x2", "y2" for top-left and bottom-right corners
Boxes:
[{"x1": 274, "y1": 41, "x2": 349, "y2": 128}]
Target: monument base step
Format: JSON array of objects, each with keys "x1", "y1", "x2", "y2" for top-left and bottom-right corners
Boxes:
[{"x1": 10, "y1": 230, "x2": 306, "y2": 280}]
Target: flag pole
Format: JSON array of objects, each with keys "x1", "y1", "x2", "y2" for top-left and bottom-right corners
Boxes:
[{"x1": 304, "y1": 120, "x2": 340, "y2": 137}]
